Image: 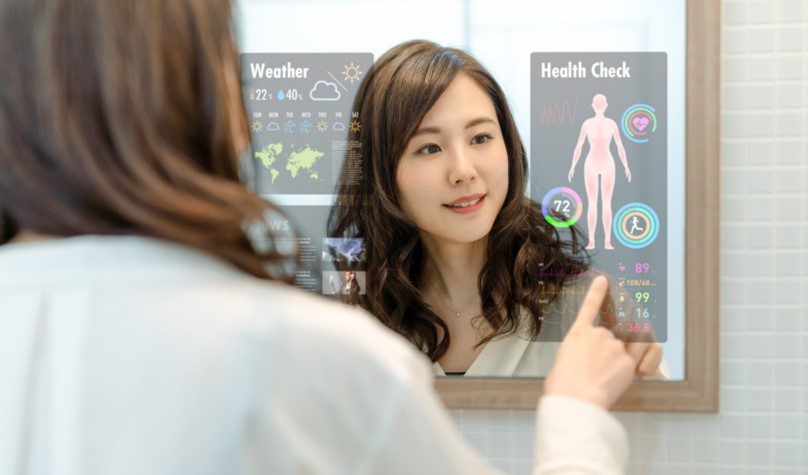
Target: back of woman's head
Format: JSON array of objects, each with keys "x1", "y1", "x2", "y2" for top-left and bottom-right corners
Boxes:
[{"x1": 0, "y1": 0, "x2": 292, "y2": 279}]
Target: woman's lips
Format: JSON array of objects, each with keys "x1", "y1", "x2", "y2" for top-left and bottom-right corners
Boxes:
[{"x1": 442, "y1": 194, "x2": 486, "y2": 214}]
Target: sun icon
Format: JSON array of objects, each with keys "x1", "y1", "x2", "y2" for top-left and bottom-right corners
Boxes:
[
  {"x1": 251, "y1": 121, "x2": 264, "y2": 133},
  {"x1": 342, "y1": 62, "x2": 363, "y2": 84},
  {"x1": 349, "y1": 120, "x2": 362, "y2": 132},
  {"x1": 316, "y1": 121, "x2": 328, "y2": 132}
]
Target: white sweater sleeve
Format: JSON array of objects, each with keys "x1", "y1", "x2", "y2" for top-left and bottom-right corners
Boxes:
[
  {"x1": 362, "y1": 360, "x2": 628, "y2": 475},
  {"x1": 534, "y1": 396, "x2": 629, "y2": 474},
  {"x1": 358, "y1": 360, "x2": 505, "y2": 475}
]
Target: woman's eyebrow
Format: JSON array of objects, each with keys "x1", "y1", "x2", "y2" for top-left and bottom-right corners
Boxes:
[
  {"x1": 411, "y1": 117, "x2": 496, "y2": 138},
  {"x1": 411, "y1": 125, "x2": 442, "y2": 138},
  {"x1": 464, "y1": 116, "x2": 496, "y2": 129}
]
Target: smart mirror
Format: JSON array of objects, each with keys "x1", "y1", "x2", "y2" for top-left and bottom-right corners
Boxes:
[{"x1": 236, "y1": 0, "x2": 719, "y2": 411}]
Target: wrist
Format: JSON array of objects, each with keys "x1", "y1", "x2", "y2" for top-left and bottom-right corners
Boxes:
[{"x1": 544, "y1": 385, "x2": 609, "y2": 410}]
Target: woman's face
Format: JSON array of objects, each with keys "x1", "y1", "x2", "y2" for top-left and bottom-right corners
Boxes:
[{"x1": 395, "y1": 73, "x2": 509, "y2": 246}]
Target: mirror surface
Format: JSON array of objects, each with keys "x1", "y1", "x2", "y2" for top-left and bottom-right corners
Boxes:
[{"x1": 236, "y1": 0, "x2": 686, "y2": 381}]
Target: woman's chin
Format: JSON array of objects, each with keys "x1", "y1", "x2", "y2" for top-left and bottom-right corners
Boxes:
[{"x1": 433, "y1": 225, "x2": 492, "y2": 245}]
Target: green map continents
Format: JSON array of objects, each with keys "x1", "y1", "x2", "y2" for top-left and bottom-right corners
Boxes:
[{"x1": 254, "y1": 143, "x2": 325, "y2": 183}]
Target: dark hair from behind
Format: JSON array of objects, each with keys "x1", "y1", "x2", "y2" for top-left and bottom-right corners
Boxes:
[
  {"x1": 328, "y1": 40, "x2": 590, "y2": 361},
  {"x1": 0, "y1": 0, "x2": 296, "y2": 280}
]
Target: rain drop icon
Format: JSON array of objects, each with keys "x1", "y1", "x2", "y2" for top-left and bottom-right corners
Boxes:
[{"x1": 276, "y1": 90, "x2": 286, "y2": 101}]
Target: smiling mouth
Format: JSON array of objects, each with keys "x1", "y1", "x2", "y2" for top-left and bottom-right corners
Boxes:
[
  {"x1": 442, "y1": 194, "x2": 486, "y2": 212},
  {"x1": 446, "y1": 197, "x2": 482, "y2": 208}
]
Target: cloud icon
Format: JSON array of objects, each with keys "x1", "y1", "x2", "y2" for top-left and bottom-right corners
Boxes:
[
  {"x1": 309, "y1": 80, "x2": 341, "y2": 101},
  {"x1": 267, "y1": 122, "x2": 280, "y2": 131},
  {"x1": 332, "y1": 122, "x2": 345, "y2": 131}
]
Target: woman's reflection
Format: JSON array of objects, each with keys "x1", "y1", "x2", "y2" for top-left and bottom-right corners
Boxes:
[{"x1": 329, "y1": 40, "x2": 667, "y2": 378}]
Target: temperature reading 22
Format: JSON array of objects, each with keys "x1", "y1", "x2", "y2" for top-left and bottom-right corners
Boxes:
[{"x1": 250, "y1": 89, "x2": 271, "y2": 101}]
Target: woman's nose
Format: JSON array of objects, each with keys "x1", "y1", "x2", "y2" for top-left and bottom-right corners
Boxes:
[{"x1": 447, "y1": 148, "x2": 477, "y2": 185}]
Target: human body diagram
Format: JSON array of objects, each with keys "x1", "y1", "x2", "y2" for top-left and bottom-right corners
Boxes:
[{"x1": 567, "y1": 94, "x2": 631, "y2": 250}]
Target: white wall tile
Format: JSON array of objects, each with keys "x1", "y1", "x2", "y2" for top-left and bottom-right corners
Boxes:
[
  {"x1": 777, "y1": 83, "x2": 803, "y2": 108},
  {"x1": 725, "y1": 2, "x2": 750, "y2": 25},
  {"x1": 724, "y1": 56, "x2": 749, "y2": 81},
  {"x1": 777, "y1": 55, "x2": 805, "y2": 80},
  {"x1": 777, "y1": 27, "x2": 804, "y2": 51},
  {"x1": 749, "y1": 28, "x2": 777, "y2": 53},
  {"x1": 778, "y1": 0, "x2": 804, "y2": 22},
  {"x1": 748, "y1": 56, "x2": 775, "y2": 80},
  {"x1": 772, "y1": 441, "x2": 802, "y2": 466},
  {"x1": 749, "y1": 1, "x2": 778, "y2": 24}
]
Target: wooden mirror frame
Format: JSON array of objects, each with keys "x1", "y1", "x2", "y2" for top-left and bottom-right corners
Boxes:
[{"x1": 435, "y1": 0, "x2": 720, "y2": 412}]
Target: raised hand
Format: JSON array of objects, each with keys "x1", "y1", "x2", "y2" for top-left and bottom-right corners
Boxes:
[{"x1": 544, "y1": 276, "x2": 636, "y2": 409}]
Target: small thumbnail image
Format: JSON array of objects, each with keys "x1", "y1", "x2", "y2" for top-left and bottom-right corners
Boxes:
[
  {"x1": 322, "y1": 270, "x2": 366, "y2": 296},
  {"x1": 322, "y1": 237, "x2": 365, "y2": 264}
]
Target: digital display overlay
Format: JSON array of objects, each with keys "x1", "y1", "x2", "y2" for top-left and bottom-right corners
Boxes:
[
  {"x1": 241, "y1": 53, "x2": 372, "y2": 296},
  {"x1": 531, "y1": 53, "x2": 668, "y2": 341},
  {"x1": 240, "y1": 53, "x2": 372, "y2": 195}
]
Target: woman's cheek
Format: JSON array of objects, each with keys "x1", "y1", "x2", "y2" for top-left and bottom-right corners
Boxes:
[
  {"x1": 397, "y1": 163, "x2": 438, "y2": 218},
  {"x1": 485, "y1": 149, "x2": 510, "y2": 197}
]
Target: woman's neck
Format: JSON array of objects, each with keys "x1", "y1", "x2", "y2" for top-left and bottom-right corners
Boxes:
[{"x1": 420, "y1": 233, "x2": 486, "y2": 308}]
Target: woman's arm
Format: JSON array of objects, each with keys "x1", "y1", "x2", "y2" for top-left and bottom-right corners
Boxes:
[
  {"x1": 364, "y1": 277, "x2": 631, "y2": 474},
  {"x1": 267, "y1": 282, "x2": 631, "y2": 474},
  {"x1": 361, "y1": 358, "x2": 629, "y2": 475}
]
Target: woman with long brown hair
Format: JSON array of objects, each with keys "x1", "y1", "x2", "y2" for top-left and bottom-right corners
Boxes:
[
  {"x1": 330, "y1": 40, "x2": 667, "y2": 378},
  {"x1": 1, "y1": 1, "x2": 647, "y2": 473}
]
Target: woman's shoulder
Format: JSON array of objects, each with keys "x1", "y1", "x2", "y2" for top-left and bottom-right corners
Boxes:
[
  {"x1": 216, "y1": 280, "x2": 427, "y2": 367},
  {"x1": 10, "y1": 235, "x2": 433, "y2": 386},
  {"x1": 116, "y1": 276, "x2": 435, "y2": 396}
]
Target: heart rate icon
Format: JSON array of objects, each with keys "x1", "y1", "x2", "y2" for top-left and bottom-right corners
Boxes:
[
  {"x1": 621, "y1": 104, "x2": 657, "y2": 143},
  {"x1": 633, "y1": 116, "x2": 649, "y2": 131}
]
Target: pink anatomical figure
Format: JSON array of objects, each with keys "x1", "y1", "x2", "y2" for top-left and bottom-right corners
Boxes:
[{"x1": 568, "y1": 94, "x2": 631, "y2": 250}]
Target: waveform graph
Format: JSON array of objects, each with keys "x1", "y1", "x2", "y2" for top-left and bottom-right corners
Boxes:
[{"x1": 536, "y1": 94, "x2": 581, "y2": 125}]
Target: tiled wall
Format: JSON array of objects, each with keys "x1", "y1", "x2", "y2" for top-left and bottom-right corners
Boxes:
[{"x1": 449, "y1": 1, "x2": 808, "y2": 473}]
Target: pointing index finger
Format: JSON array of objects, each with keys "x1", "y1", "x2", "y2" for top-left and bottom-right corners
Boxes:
[{"x1": 571, "y1": 275, "x2": 609, "y2": 330}]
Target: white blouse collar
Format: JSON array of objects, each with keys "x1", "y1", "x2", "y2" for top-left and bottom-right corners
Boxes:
[{"x1": 433, "y1": 309, "x2": 535, "y2": 377}]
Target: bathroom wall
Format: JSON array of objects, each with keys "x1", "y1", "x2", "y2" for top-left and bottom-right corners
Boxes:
[{"x1": 449, "y1": 1, "x2": 808, "y2": 473}]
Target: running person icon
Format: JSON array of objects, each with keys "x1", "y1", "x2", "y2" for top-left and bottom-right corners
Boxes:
[{"x1": 629, "y1": 216, "x2": 643, "y2": 235}]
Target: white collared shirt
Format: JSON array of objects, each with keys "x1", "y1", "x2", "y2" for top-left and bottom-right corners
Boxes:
[{"x1": 0, "y1": 236, "x2": 629, "y2": 474}]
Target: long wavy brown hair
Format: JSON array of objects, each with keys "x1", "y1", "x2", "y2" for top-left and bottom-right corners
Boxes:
[
  {"x1": 0, "y1": 0, "x2": 295, "y2": 280},
  {"x1": 328, "y1": 40, "x2": 590, "y2": 361}
]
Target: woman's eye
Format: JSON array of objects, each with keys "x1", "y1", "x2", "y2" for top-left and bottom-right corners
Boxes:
[
  {"x1": 416, "y1": 144, "x2": 441, "y2": 155},
  {"x1": 471, "y1": 133, "x2": 493, "y2": 145}
]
